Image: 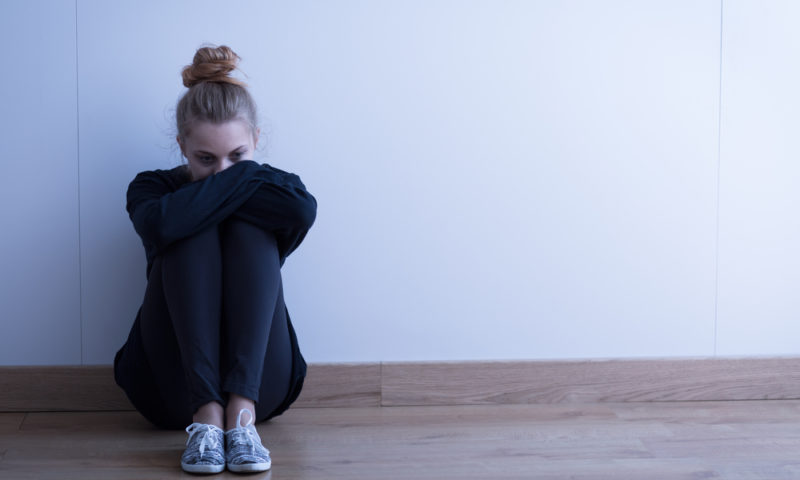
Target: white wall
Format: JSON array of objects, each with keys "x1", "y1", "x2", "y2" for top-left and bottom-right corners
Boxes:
[
  {"x1": 717, "y1": 1, "x2": 800, "y2": 355},
  {"x1": 0, "y1": 0, "x2": 81, "y2": 365},
  {"x1": 0, "y1": 0, "x2": 794, "y2": 365}
]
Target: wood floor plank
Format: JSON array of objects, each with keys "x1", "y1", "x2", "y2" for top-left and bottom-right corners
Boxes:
[
  {"x1": 0, "y1": 413, "x2": 26, "y2": 465},
  {"x1": 612, "y1": 398, "x2": 800, "y2": 421},
  {"x1": 265, "y1": 401, "x2": 800, "y2": 479},
  {"x1": 0, "y1": 413, "x2": 25, "y2": 433},
  {"x1": 3, "y1": 401, "x2": 800, "y2": 478},
  {"x1": 18, "y1": 411, "x2": 153, "y2": 432}
]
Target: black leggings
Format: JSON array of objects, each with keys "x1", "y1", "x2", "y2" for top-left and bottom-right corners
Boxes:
[{"x1": 124, "y1": 219, "x2": 292, "y2": 429}]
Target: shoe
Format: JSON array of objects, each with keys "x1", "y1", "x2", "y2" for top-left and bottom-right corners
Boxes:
[
  {"x1": 225, "y1": 409, "x2": 272, "y2": 473},
  {"x1": 181, "y1": 423, "x2": 226, "y2": 474}
]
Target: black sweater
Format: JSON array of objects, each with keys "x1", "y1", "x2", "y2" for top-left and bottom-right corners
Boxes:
[
  {"x1": 127, "y1": 159, "x2": 317, "y2": 276},
  {"x1": 117, "y1": 160, "x2": 316, "y2": 423}
]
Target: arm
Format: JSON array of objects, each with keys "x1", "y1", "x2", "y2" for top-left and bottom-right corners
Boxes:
[
  {"x1": 231, "y1": 165, "x2": 317, "y2": 260},
  {"x1": 126, "y1": 160, "x2": 265, "y2": 254}
]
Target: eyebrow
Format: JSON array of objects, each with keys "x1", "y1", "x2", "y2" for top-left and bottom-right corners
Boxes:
[{"x1": 193, "y1": 145, "x2": 249, "y2": 156}]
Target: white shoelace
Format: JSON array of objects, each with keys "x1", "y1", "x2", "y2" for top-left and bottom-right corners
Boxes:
[
  {"x1": 185, "y1": 423, "x2": 221, "y2": 457},
  {"x1": 231, "y1": 427, "x2": 260, "y2": 456},
  {"x1": 230, "y1": 409, "x2": 269, "y2": 457}
]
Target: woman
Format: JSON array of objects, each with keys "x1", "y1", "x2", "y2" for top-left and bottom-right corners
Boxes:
[{"x1": 113, "y1": 45, "x2": 316, "y2": 474}]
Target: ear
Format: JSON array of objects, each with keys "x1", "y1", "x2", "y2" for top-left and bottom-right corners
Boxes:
[{"x1": 253, "y1": 128, "x2": 261, "y2": 149}]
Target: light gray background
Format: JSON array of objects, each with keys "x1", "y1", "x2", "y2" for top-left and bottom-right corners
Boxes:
[{"x1": 0, "y1": 1, "x2": 793, "y2": 365}]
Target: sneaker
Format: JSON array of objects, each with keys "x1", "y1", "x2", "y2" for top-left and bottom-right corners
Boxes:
[
  {"x1": 181, "y1": 423, "x2": 226, "y2": 474},
  {"x1": 225, "y1": 409, "x2": 272, "y2": 473}
]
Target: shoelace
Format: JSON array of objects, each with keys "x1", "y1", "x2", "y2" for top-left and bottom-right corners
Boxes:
[
  {"x1": 230, "y1": 426, "x2": 263, "y2": 456},
  {"x1": 185, "y1": 423, "x2": 221, "y2": 458},
  {"x1": 230, "y1": 409, "x2": 270, "y2": 457}
]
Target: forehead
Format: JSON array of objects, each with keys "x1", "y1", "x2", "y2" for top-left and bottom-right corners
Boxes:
[{"x1": 187, "y1": 120, "x2": 254, "y2": 149}]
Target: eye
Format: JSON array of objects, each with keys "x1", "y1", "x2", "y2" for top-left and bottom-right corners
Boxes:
[
  {"x1": 198, "y1": 155, "x2": 214, "y2": 164},
  {"x1": 231, "y1": 151, "x2": 244, "y2": 160}
]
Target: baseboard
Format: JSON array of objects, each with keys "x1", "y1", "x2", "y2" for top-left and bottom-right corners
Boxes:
[
  {"x1": 380, "y1": 357, "x2": 800, "y2": 406},
  {"x1": 2, "y1": 357, "x2": 800, "y2": 412}
]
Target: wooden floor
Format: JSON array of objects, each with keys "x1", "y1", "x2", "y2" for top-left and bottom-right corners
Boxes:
[{"x1": 2, "y1": 400, "x2": 800, "y2": 479}]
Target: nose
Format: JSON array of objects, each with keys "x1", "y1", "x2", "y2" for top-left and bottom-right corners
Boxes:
[{"x1": 215, "y1": 158, "x2": 234, "y2": 174}]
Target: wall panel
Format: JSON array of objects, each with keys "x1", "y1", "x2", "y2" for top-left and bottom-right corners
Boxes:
[
  {"x1": 75, "y1": 0, "x2": 723, "y2": 363},
  {"x1": 717, "y1": 1, "x2": 800, "y2": 355},
  {"x1": 0, "y1": 1, "x2": 734, "y2": 365},
  {"x1": 0, "y1": 0, "x2": 81, "y2": 365},
  {"x1": 76, "y1": 0, "x2": 292, "y2": 363},
  {"x1": 268, "y1": 0, "x2": 722, "y2": 361}
]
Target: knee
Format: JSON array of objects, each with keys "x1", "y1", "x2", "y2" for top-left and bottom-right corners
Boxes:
[
  {"x1": 221, "y1": 219, "x2": 278, "y2": 250},
  {"x1": 169, "y1": 225, "x2": 219, "y2": 249},
  {"x1": 161, "y1": 225, "x2": 221, "y2": 268}
]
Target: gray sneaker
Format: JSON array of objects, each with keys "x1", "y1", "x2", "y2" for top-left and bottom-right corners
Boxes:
[
  {"x1": 225, "y1": 409, "x2": 271, "y2": 473},
  {"x1": 181, "y1": 423, "x2": 225, "y2": 474}
]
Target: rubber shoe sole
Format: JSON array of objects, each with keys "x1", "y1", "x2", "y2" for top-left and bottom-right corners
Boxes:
[
  {"x1": 227, "y1": 460, "x2": 272, "y2": 473},
  {"x1": 181, "y1": 462, "x2": 226, "y2": 474}
]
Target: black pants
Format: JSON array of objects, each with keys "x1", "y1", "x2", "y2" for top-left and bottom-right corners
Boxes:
[{"x1": 117, "y1": 219, "x2": 293, "y2": 429}]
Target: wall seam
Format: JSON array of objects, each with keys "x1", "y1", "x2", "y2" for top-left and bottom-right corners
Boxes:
[
  {"x1": 713, "y1": 0, "x2": 724, "y2": 357},
  {"x1": 75, "y1": 0, "x2": 84, "y2": 365}
]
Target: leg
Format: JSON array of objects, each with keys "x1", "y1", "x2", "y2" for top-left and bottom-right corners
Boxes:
[
  {"x1": 228, "y1": 285, "x2": 293, "y2": 426},
  {"x1": 253, "y1": 281, "x2": 293, "y2": 422},
  {"x1": 114, "y1": 255, "x2": 192, "y2": 429},
  {"x1": 218, "y1": 219, "x2": 292, "y2": 429},
  {"x1": 140, "y1": 228, "x2": 228, "y2": 472},
  {"x1": 139, "y1": 226, "x2": 226, "y2": 427}
]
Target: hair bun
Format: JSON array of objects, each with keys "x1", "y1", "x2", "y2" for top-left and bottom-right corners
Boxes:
[{"x1": 181, "y1": 45, "x2": 246, "y2": 88}]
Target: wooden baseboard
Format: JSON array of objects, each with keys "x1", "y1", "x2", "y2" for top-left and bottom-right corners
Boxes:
[
  {"x1": 2, "y1": 357, "x2": 800, "y2": 412},
  {"x1": 381, "y1": 357, "x2": 800, "y2": 406}
]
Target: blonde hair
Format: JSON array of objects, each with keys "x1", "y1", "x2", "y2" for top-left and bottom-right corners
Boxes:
[{"x1": 176, "y1": 45, "x2": 258, "y2": 142}]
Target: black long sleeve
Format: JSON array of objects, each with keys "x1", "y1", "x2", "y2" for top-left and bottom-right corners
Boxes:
[
  {"x1": 231, "y1": 172, "x2": 317, "y2": 262},
  {"x1": 126, "y1": 160, "x2": 316, "y2": 273}
]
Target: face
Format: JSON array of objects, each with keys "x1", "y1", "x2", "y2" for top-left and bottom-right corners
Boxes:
[{"x1": 178, "y1": 119, "x2": 259, "y2": 180}]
